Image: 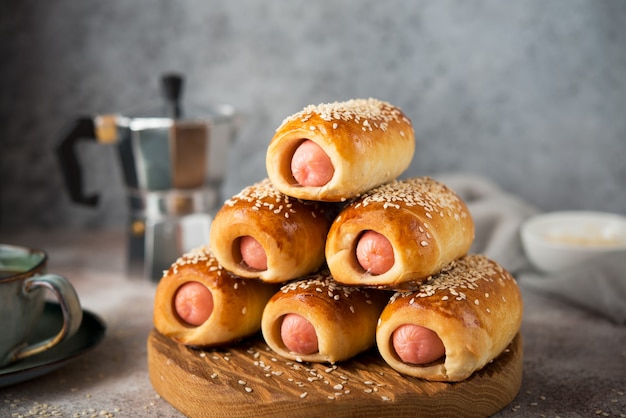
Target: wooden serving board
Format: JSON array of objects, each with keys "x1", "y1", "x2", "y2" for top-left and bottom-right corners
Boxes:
[{"x1": 148, "y1": 330, "x2": 522, "y2": 418}]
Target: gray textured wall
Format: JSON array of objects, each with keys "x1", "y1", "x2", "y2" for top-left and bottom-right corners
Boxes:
[{"x1": 1, "y1": 0, "x2": 625, "y2": 231}]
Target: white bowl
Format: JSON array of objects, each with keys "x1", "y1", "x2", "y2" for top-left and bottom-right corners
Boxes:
[{"x1": 520, "y1": 211, "x2": 626, "y2": 273}]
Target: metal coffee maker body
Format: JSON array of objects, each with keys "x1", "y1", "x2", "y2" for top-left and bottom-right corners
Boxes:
[{"x1": 56, "y1": 74, "x2": 240, "y2": 281}]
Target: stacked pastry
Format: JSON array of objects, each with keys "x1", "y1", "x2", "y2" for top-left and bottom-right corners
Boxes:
[{"x1": 153, "y1": 98, "x2": 523, "y2": 382}]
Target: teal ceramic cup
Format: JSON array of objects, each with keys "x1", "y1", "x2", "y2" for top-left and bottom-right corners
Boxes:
[{"x1": 0, "y1": 244, "x2": 83, "y2": 367}]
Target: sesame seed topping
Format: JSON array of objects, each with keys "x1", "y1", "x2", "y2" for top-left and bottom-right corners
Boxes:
[
  {"x1": 163, "y1": 245, "x2": 220, "y2": 277},
  {"x1": 389, "y1": 255, "x2": 515, "y2": 304},
  {"x1": 349, "y1": 177, "x2": 469, "y2": 222},
  {"x1": 226, "y1": 179, "x2": 288, "y2": 208},
  {"x1": 277, "y1": 98, "x2": 410, "y2": 133},
  {"x1": 280, "y1": 271, "x2": 374, "y2": 304},
  {"x1": 224, "y1": 178, "x2": 326, "y2": 218},
  {"x1": 161, "y1": 245, "x2": 254, "y2": 298}
]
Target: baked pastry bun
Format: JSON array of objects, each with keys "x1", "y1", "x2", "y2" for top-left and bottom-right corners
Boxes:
[
  {"x1": 325, "y1": 176, "x2": 474, "y2": 288},
  {"x1": 209, "y1": 179, "x2": 334, "y2": 283},
  {"x1": 376, "y1": 254, "x2": 523, "y2": 382},
  {"x1": 153, "y1": 246, "x2": 278, "y2": 347},
  {"x1": 266, "y1": 98, "x2": 415, "y2": 201},
  {"x1": 261, "y1": 271, "x2": 389, "y2": 363}
]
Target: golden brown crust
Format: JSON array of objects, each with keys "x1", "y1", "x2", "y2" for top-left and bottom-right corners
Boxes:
[
  {"x1": 261, "y1": 271, "x2": 390, "y2": 363},
  {"x1": 153, "y1": 246, "x2": 278, "y2": 347},
  {"x1": 325, "y1": 177, "x2": 475, "y2": 287},
  {"x1": 209, "y1": 179, "x2": 335, "y2": 283},
  {"x1": 376, "y1": 255, "x2": 523, "y2": 382},
  {"x1": 266, "y1": 98, "x2": 415, "y2": 201}
]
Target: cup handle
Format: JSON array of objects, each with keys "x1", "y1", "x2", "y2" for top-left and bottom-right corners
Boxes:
[{"x1": 12, "y1": 274, "x2": 83, "y2": 362}]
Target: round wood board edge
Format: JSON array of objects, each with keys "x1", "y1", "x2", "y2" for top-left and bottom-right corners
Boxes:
[{"x1": 148, "y1": 330, "x2": 523, "y2": 418}]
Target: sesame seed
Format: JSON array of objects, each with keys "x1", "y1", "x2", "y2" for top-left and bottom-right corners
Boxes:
[
  {"x1": 162, "y1": 244, "x2": 244, "y2": 290},
  {"x1": 389, "y1": 255, "x2": 516, "y2": 309},
  {"x1": 280, "y1": 271, "x2": 368, "y2": 301},
  {"x1": 277, "y1": 98, "x2": 411, "y2": 134},
  {"x1": 346, "y1": 178, "x2": 468, "y2": 228},
  {"x1": 224, "y1": 178, "x2": 325, "y2": 219}
]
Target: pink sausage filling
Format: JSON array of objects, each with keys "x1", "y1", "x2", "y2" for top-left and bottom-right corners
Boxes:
[
  {"x1": 174, "y1": 281, "x2": 214, "y2": 326},
  {"x1": 240, "y1": 235, "x2": 267, "y2": 271},
  {"x1": 280, "y1": 313, "x2": 319, "y2": 355},
  {"x1": 355, "y1": 230, "x2": 395, "y2": 275},
  {"x1": 290, "y1": 139, "x2": 334, "y2": 187},
  {"x1": 392, "y1": 324, "x2": 445, "y2": 365}
]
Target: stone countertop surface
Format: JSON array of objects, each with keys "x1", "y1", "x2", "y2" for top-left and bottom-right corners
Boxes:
[{"x1": 1, "y1": 229, "x2": 624, "y2": 417}]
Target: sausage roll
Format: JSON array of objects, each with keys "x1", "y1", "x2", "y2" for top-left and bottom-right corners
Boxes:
[
  {"x1": 209, "y1": 179, "x2": 335, "y2": 283},
  {"x1": 153, "y1": 246, "x2": 278, "y2": 347},
  {"x1": 266, "y1": 98, "x2": 415, "y2": 202},
  {"x1": 261, "y1": 271, "x2": 389, "y2": 363},
  {"x1": 325, "y1": 176, "x2": 475, "y2": 288},
  {"x1": 376, "y1": 254, "x2": 523, "y2": 382}
]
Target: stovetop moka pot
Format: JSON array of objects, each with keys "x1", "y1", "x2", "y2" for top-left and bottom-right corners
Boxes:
[{"x1": 56, "y1": 74, "x2": 241, "y2": 281}]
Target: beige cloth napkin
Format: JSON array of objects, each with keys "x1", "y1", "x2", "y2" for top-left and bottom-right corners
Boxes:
[
  {"x1": 433, "y1": 172, "x2": 626, "y2": 324},
  {"x1": 520, "y1": 254, "x2": 626, "y2": 324}
]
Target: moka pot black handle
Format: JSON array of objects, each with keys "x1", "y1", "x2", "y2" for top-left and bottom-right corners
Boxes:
[{"x1": 55, "y1": 117, "x2": 99, "y2": 206}]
